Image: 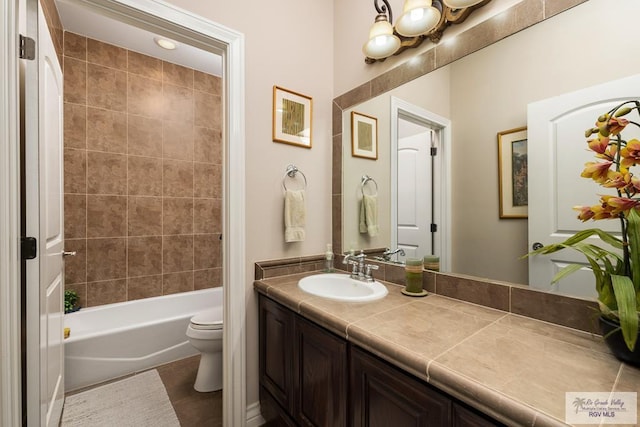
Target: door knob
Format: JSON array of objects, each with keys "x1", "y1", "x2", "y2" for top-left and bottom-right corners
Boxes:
[
  {"x1": 62, "y1": 251, "x2": 77, "y2": 258},
  {"x1": 532, "y1": 242, "x2": 543, "y2": 250}
]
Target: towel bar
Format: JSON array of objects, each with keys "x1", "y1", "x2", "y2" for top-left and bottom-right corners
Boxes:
[
  {"x1": 282, "y1": 164, "x2": 307, "y2": 191},
  {"x1": 360, "y1": 175, "x2": 378, "y2": 196}
]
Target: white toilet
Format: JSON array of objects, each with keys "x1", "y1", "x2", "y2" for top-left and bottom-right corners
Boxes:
[{"x1": 186, "y1": 307, "x2": 223, "y2": 392}]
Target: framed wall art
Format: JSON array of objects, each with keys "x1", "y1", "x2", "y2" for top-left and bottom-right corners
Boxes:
[
  {"x1": 351, "y1": 111, "x2": 378, "y2": 160},
  {"x1": 272, "y1": 86, "x2": 312, "y2": 148},
  {"x1": 498, "y1": 126, "x2": 528, "y2": 219}
]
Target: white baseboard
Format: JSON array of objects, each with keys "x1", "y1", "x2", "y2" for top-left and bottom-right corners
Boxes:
[{"x1": 246, "y1": 401, "x2": 265, "y2": 427}]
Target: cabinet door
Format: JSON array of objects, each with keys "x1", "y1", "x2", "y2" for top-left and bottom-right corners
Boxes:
[
  {"x1": 351, "y1": 346, "x2": 451, "y2": 426},
  {"x1": 259, "y1": 295, "x2": 294, "y2": 414},
  {"x1": 294, "y1": 316, "x2": 348, "y2": 427},
  {"x1": 452, "y1": 402, "x2": 502, "y2": 427}
]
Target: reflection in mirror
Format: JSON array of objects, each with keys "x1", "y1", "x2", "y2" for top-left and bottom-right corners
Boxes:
[
  {"x1": 390, "y1": 99, "x2": 451, "y2": 269},
  {"x1": 338, "y1": 0, "x2": 640, "y2": 296}
]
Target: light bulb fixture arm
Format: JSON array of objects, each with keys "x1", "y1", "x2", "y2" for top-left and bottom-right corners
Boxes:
[
  {"x1": 374, "y1": 0, "x2": 393, "y2": 24},
  {"x1": 363, "y1": 0, "x2": 491, "y2": 63}
]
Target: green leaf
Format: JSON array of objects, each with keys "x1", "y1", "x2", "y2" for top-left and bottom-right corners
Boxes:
[
  {"x1": 626, "y1": 209, "x2": 640, "y2": 293},
  {"x1": 551, "y1": 264, "x2": 584, "y2": 284},
  {"x1": 610, "y1": 274, "x2": 639, "y2": 351}
]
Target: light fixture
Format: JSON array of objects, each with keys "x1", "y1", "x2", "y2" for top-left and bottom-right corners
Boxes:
[
  {"x1": 362, "y1": 1, "x2": 401, "y2": 60},
  {"x1": 395, "y1": 0, "x2": 441, "y2": 37},
  {"x1": 154, "y1": 37, "x2": 177, "y2": 50},
  {"x1": 363, "y1": 0, "x2": 491, "y2": 64}
]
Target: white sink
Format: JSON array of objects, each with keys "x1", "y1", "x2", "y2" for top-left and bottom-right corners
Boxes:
[{"x1": 298, "y1": 273, "x2": 388, "y2": 302}]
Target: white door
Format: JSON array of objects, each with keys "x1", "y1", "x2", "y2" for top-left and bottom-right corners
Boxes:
[
  {"x1": 528, "y1": 74, "x2": 640, "y2": 298},
  {"x1": 396, "y1": 120, "x2": 433, "y2": 260},
  {"x1": 25, "y1": 5, "x2": 65, "y2": 426}
]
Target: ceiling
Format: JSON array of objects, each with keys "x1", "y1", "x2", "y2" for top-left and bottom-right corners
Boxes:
[{"x1": 55, "y1": 0, "x2": 222, "y2": 76}]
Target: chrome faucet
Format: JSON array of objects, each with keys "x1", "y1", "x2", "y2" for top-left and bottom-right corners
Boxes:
[
  {"x1": 382, "y1": 247, "x2": 405, "y2": 261},
  {"x1": 343, "y1": 250, "x2": 379, "y2": 282}
]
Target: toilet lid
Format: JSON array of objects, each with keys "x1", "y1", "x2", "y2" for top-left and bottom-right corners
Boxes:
[{"x1": 190, "y1": 308, "x2": 223, "y2": 330}]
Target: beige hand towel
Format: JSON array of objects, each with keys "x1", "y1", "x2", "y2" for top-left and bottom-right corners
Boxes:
[
  {"x1": 284, "y1": 189, "x2": 306, "y2": 242},
  {"x1": 359, "y1": 194, "x2": 378, "y2": 237}
]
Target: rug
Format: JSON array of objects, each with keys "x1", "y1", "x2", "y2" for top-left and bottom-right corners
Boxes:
[{"x1": 60, "y1": 369, "x2": 180, "y2": 427}]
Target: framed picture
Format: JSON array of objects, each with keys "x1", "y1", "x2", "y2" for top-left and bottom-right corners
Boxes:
[
  {"x1": 498, "y1": 126, "x2": 528, "y2": 219},
  {"x1": 272, "y1": 86, "x2": 312, "y2": 148},
  {"x1": 351, "y1": 111, "x2": 378, "y2": 160}
]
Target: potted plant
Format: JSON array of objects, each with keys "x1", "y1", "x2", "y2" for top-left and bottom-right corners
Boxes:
[
  {"x1": 529, "y1": 100, "x2": 640, "y2": 366},
  {"x1": 64, "y1": 290, "x2": 80, "y2": 314}
]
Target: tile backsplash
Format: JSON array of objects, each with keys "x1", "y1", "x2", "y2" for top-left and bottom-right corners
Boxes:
[{"x1": 63, "y1": 32, "x2": 222, "y2": 308}]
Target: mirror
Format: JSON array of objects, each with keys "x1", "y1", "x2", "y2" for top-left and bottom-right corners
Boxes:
[{"x1": 338, "y1": 0, "x2": 640, "y2": 289}]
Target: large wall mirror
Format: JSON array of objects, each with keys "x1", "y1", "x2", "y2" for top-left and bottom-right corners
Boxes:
[{"x1": 336, "y1": 0, "x2": 640, "y2": 297}]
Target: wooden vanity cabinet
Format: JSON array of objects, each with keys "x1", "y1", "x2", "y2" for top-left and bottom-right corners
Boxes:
[
  {"x1": 350, "y1": 346, "x2": 451, "y2": 426},
  {"x1": 294, "y1": 316, "x2": 348, "y2": 426},
  {"x1": 452, "y1": 402, "x2": 501, "y2": 427},
  {"x1": 259, "y1": 294, "x2": 503, "y2": 427},
  {"x1": 259, "y1": 295, "x2": 295, "y2": 418},
  {"x1": 259, "y1": 295, "x2": 347, "y2": 427}
]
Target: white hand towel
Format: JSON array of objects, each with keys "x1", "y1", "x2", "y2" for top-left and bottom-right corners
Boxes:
[
  {"x1": 359, "y1": 194, "x2": 378, "y2": 237},
  {"x1": 284, "y1": 189, "x2": 306, "y2": 242}
]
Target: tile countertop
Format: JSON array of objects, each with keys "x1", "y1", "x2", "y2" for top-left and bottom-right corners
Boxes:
[{"x1": 254, "y1": 272, "x2": 640, "y2": 427}]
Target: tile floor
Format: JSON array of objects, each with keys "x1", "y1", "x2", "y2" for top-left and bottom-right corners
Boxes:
[
  {"x1": 157, "y1": 355, "x2": 222, "y2": 426},
  {"x1": 65, "y1": 355, "x2": 222, "y2": 426}
]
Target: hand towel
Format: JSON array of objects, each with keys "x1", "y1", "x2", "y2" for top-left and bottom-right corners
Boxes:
[
  {"x1": 284, "y1": 189, "x2": 306, "y2": 242},
  {"x1": 359, "y1": 194, "x2": 379, "y2": 237}
]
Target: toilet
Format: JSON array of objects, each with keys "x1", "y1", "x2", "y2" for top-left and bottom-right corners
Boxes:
[{"x1": 186, "y1": 307, "x2": 223, "y2": 392}]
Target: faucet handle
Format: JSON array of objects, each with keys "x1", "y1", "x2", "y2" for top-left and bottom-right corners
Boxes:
[{"x1": 364, "y1": 263, "x2": 379, "y2": 281}]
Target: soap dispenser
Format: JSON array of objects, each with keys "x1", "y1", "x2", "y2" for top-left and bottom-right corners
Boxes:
[{"x1": 324, "y1": 244, "x2": 334, "y2": 273}]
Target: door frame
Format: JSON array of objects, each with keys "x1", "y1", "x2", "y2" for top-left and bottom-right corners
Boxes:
[
  {"x1": 1, "y1": 0, "x2": 247, "y2": 425},
  {"x1": 390, "y1": 97, "x2": 451, "y2": 271},
  {"x1": 0, "y1": 0, "x2": 23, "y2": 425}
]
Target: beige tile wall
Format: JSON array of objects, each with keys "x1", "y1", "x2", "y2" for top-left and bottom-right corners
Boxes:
[{"x1": 63, "y1": 32, "x2": 223, "y2": 308}]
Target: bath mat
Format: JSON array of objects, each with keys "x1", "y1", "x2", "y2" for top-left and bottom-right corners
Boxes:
[{"x1": 60, "y1": 369, "x2": 180, "y2": 427}]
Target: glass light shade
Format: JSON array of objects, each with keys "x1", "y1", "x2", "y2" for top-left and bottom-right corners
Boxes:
[
  {"x1": 442, "y1": 0, "x2": 484, "y2": 7},
  {"x1": 362, "y1": 18, "x2": 401, "y2": 59},
  {"x1": 395, "y1": 0, "x2": 441, "y2": 37}
]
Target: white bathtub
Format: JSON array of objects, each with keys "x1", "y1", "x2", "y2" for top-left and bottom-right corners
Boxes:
[{"x1": 64, "y1": 287, "x2": 223, "y2": 391}]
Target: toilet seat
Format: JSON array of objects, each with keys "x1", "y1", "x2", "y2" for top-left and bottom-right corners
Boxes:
[{"x1": 190, "y1": 308, "x2": 223, "y2": 330}]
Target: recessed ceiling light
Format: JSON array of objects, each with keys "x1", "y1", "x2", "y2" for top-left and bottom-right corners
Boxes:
[{"x1": 154, "y1": 37, "x2": 177, "y2": 50}]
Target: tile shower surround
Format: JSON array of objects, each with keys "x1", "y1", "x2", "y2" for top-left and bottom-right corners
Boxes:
[{"x1": 63, "y1": 32, "x2": 223, "y2": 308}]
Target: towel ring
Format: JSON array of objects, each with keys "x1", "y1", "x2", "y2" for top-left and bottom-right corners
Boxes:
[
  {"x1": 282, "y1": 164, "x2": 307, "y2": 191},
  {"x1": 361, "y1": 175, "x2": 378, "y2": 196}
]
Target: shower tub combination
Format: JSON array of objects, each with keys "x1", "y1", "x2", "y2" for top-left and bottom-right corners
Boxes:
[{"x1": 64, "y1": 287, "x2": 222, "y2": 391}]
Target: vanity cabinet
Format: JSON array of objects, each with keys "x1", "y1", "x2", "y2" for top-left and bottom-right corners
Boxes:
[
  {"x1": 259, "y1": 295, "x2": 347, "y2": 427},
  {"x1": 259, "y1": 295, "x2": 294, "y2": 418},
  {"x1": 259, "y1": 294, "x2": 502, "y2": 427},
  {"x1": 350, "y1": 346, "x2": 451, "y2": 426}
]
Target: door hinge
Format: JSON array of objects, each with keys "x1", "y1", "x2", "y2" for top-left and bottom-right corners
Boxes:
[
  {"x1": 19, "y1": 34, "x2": 36, "y2": 60},
  {"x1": 430, "y1": 224, "x2": 438, "y2": 233},
  {"x1": 430, "y1": 147, "x2": 437, "y2": 156},
  {"x1": 21, "y1": 237, "x2": 37, "y2": 260}
]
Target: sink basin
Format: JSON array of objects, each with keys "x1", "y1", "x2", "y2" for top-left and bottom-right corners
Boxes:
[{"x1": 298, "y1": 273, "x2": 388, "y2": 302}]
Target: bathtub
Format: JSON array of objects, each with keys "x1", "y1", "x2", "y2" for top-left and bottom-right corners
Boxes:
[{"x1": 64, "y1": 287, "x2": 223, "y2": 391}]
